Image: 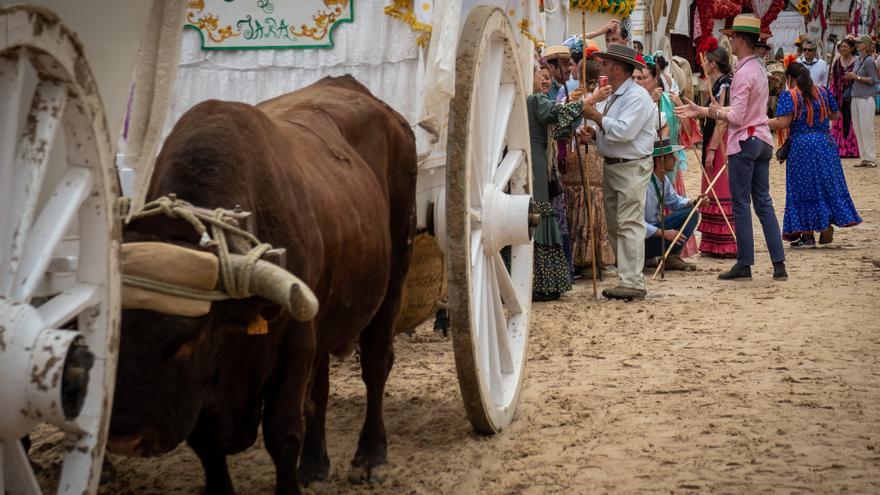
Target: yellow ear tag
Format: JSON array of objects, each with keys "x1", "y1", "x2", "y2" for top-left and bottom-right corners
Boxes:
[{"x1": 247, "y1": 315, "x2": 269, "y2": 335}]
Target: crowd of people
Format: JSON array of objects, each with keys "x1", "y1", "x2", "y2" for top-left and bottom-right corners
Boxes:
[{"x1": 527, "y1": 15, "x2": 867, "y2": 302}]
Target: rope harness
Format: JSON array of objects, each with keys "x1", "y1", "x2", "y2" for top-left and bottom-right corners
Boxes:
[{"x1": 122, "y1": 195, "x2": 272, "y2": 302}]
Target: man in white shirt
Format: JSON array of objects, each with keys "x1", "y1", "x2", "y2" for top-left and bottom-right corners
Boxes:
[
  {"x1": 797, "y1": 38, "x2": 829, "y2": 87},
  {"x1": 581, "y1": 44, "x2": 656, "y2": 300}
]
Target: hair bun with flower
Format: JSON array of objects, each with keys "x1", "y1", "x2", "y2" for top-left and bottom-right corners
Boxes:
[
  {"x1": 696, "y1": 36, "x2": 719, "y2": 60},
  {"x1": 583, "y1": 40, "x2": 600, "y2": 60},
  {"x1": 783, "y1": 53, "x2": 797, "y2": 68},
  {"x1": 641, "y1": 53, "x2": 655, "y2": 66}
]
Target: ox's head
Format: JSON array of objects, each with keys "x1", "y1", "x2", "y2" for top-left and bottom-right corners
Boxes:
[{"x1": 108, "y1": 214, "x2": 316, "y2": 457}]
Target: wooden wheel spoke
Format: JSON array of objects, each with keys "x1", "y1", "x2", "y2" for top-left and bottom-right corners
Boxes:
[
  {"x1": 37, "y1": 283, "x2": 100, "y2": 329},
  {"x1": 488, "y1": 258, "x2": 514, "y2": 374},
  {"x1": 471, "y1": 228, "x2": 483, "y2": 267},
  {"x1": 2, "y1": 441, "x2": 41, "y2": 493},
  {"x1": 0, "y1": 54, "x2": 27, "y2": 270},
  {"x1": 490, "y1": 83, "x2": 515, "y2": 173},
  {"x1": 492, "y1": 252, "x2": 522, "y2": 314},
  {"x1": 493, "y1": 149, "x2": 525, "y2": 189},
  {"x1": 483, "y1": 258, "x2": 504, "y2": 401},
  {"x1": 477, "y1": 39, "x2": 504, "y2": 183},
  {"x1": 12, "y1": 166, "x2": 92, "y2": 301},
  {"x1": 1, "y1": 80, "x2": 68, "y2": 297}
]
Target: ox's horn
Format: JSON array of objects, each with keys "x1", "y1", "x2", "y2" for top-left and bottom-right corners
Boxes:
[{"x1": 226, "y1": 255, "x2": 319, "y2": 321}]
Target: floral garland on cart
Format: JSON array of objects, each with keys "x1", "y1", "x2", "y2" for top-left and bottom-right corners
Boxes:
[
  {"x1": 693, "y1": 0, "x2": 785, "y2": 52},
  {"x1": 570, "y1": 0, "x2": 637, "y2": 19}
]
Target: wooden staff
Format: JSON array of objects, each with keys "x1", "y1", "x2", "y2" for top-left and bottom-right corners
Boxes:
[
  {"x1": 579, "y1": 11, "x2": 598, "y2": 298},
  {"x1": 696, "y1": 149, "x2": 737, "y2": 243},
  {"x1": 651, "y1": 162, "x2": 729, "y2": 280}
]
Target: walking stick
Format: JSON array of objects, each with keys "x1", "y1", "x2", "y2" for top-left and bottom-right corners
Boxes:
[
  {"x1": 651, "y1": 162, "x2": 729, "y2": 280},
  {"x1": 577, "y1": 11, "x2": 599, "y2": 299},
  {"x1": 659, "y1": 182, "x2": 666, "y2": 280},
  {"x1": 574, "y1": 140, "x2": 598, "y2": 298},
  {"x1": 695, "y1": 148, "x2": 737, "y2": 242}
]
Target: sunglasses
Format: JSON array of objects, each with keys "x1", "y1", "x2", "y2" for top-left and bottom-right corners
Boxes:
[{"x1": 804, "y1": 48, "x2": 816, "y2": 52}]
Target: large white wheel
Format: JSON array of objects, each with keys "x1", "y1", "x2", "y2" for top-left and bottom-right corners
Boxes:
[
  {"x1": 446, "y1": 6, "x2": 534, "y2": 434},
  {"x1": 0, "y1": 6, "x2": 120, "y2": 494}
]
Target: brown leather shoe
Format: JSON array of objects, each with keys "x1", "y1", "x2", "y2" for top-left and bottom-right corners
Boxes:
[
  {"x1": 602, "y1": 285, "x2": 647, "y2": 301},
  {"x1": 665, "y1": 254, "x2": 697, "y2": 271}
]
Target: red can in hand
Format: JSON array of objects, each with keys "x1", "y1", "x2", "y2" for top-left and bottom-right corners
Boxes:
[{"x1": 599, "y1": 76, "x2": 609, "y2": 87}]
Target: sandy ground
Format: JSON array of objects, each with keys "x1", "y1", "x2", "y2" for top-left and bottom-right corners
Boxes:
[{"x1": 32, "y1": 120, "x2": 880, "y2": 494}]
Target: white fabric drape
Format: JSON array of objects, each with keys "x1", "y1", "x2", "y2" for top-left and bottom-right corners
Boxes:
[
  {"x1": 768, "y1": 12, "x2": 806, "y2": 56},
  {"x1": 164, "y1": 4, "x2": 422, "y2": 140},
  {"x1": 128, "y1": 0, "x2": 186, "y2": 214}
]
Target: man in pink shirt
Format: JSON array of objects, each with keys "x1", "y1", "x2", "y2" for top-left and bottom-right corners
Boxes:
[{"x1": 676, "y1": 15, "x2": 787, "y2": 281}]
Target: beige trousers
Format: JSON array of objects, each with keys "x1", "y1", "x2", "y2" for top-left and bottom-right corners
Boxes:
[
  {"x1": 852, "y1": 96, "x2": 876, "y2": 164},
  {"x1": 602, "y1": 157, "x2": 652, "y2": 290}
]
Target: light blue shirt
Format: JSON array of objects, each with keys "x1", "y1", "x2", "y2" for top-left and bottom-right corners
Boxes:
[
  {"x1": 591, "y1": 78, "x2": 657, "y2": 160},
  {"x1": 644, "y1": 173, "x2": 690, "y2": 238}
]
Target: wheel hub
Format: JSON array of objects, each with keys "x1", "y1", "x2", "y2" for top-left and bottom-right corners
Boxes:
[
  {"x1": 0, "y1": 298, "x2": 91, "y2": 440},
  {"x1": 480, "y1": 183, "x2": 531, "y2": 254}
]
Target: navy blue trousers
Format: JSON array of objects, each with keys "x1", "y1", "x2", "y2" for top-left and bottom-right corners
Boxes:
[{"x1": 727, "y1": 137, "x2": 785, "y2": 266}]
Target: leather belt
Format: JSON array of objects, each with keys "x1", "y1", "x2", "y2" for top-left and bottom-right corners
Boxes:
[{"x1": 604, "y1": 156, "x2": 647, "y2": 165}]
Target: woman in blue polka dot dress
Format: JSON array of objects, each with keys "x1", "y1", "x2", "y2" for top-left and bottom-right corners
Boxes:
[{"x1": 770, "y1": 62, "x2": 862, "y2": 248}]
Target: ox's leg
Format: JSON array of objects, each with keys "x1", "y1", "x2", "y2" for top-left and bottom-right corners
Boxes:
[
  {"x1": 263, "y1": 336, "x2": 314, "y2": 495},
  {"x1": 189, "y1": 426, "x2": 235, "y2": 495},
  {"x1": 298, "y1": 354, "x2": 331, "y2": 485},
  {"x1": 349, "y1": 307, "x2": 396, "y2": 484}
]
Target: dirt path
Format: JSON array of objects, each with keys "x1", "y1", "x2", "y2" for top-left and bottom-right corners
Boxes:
[{"x1": 33, "y1": 121, "x2": 880, "y2": 494}]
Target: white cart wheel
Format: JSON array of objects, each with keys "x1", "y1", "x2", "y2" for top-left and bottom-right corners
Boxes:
[
  {"x1": 0, "y1": 6, "x2": 120, "y2": 494},
  {"x1": 447, "y1": 6, "x2": 534, "y2": 434}
]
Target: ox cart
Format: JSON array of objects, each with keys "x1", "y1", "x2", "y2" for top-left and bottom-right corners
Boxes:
[{"x1": 0, "y1": 1, "x2": 544, "y2": 492}]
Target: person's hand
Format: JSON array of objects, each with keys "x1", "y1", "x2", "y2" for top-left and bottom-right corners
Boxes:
[
  {"x1": 668, "y1": 91, "x2": 683, "y2": 106},
  {"x1": 690, "y1": 194, "x2": 708, "y2": 207},
  {"x1": 582, "y1": 101, "x2": 602, "y2": 123},
  {"x1": 708, "y1": 101, "x2": 723, "y2": 118},
  {"x1": 651, "y1": 87, "x2": 663, "y2": 102},
  {"x1": 674, "y1": 97, "x2": 703, "y2": 119},
  {"x1": 591, "y1": 85, "x2": 613, "y2": 102},
  {"x1": 603, "y1": 19, "x2": 620, "y2": 34},
  {"x1": 704, "y1": 148, "x2": 717, "y2": 166},
  {"x1": 844, "y1": 71, "x2": 858, "y2": 80},
  {"x1": 659, "y1": 229, "x2": 684, "y2": 244},
  {"x1": 579, "y1": 125, "x2": 597, "y2": 142}
]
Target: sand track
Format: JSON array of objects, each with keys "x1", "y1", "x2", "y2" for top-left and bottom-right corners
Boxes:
[{"x1": 32, "y1": 121, "x2": 880, "y2": 494}]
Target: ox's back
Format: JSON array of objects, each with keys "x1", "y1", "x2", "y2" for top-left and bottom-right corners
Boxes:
[{"x1": 148, "y1": 75, "x2": 417, "y2": 352}]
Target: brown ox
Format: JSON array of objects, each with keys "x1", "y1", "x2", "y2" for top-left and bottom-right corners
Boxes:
[{"x1": 108, "y1": 75, "x2": 417, "y2": 494}]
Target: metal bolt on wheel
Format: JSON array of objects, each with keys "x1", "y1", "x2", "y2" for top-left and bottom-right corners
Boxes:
[
  {"x1": 447, "y1": 6, "x2": 534, "y2": 434},
  {"x1": 0, "y1": 6, "x2": 120, "y2": 494}
]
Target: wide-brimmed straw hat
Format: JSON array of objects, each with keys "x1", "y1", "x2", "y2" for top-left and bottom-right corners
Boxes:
[
  {"x1": 545, "y1": 45, "x2": 571, "y2": 61},
  {"x1": 594, "y1": 43, "x2": 646, "y2": 69},
  {"x1": 720, "y1": 15, "x2": 761, "y2": 36},
  {"x1": 720, "y1": 15, "x2": 770, "y2": 40},
  {"x1": 652, "y1": 138, "x2": 685, "y2": 157}
]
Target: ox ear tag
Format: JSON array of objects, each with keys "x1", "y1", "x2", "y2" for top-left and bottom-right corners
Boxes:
[{"x1": 247, "y1": 315, "x2": 269, "y2": 335}]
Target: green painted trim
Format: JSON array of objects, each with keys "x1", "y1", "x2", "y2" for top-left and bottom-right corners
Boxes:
[
  {"x1": 185, "y1": 0, "x2": 355, "y2": 51},
  {"x1": 729, "y1": 25, "x2": 761, "y2": 34}
]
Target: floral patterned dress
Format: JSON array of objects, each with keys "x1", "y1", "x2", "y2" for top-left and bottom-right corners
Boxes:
[{"x1": 829, "y1": 57, "x2": 861, "y2": 158}]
